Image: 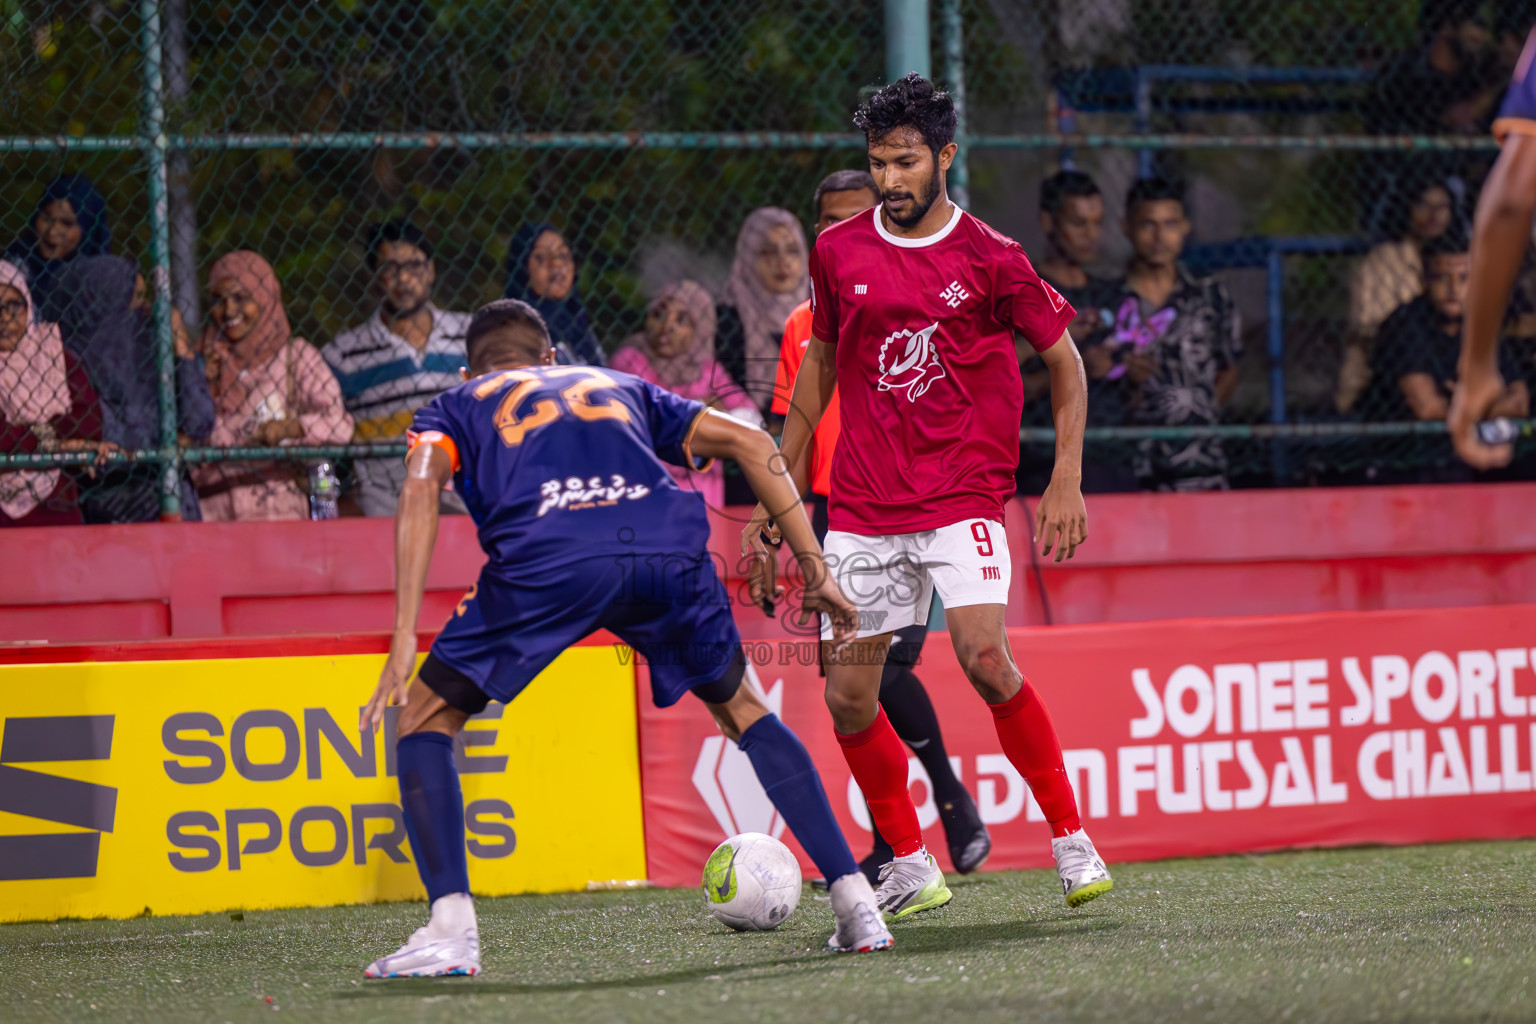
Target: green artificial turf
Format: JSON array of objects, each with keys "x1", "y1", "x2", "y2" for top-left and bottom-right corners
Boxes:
[{"x1": 4, "y1": 841, "x2": 1534, "y2": 1023}]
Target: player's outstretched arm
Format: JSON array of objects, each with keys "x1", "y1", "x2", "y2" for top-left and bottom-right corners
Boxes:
[
  {"x1": 689, "y1": 410, "x2": 858, "y2": 650},
  {"x1": 362, "y1": 443, "x2": 454, "y2": 733},
  {"x1": 1451, "y1": 132, "x2": 1536, "y2": 469},
  {"x1": 1035, "y1": 331, "x2": 1089, "y2": 563}
]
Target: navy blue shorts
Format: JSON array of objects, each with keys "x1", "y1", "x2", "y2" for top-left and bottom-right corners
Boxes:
[{"x1": 424, "y1": 553, "x2": 743, "y2": 712}]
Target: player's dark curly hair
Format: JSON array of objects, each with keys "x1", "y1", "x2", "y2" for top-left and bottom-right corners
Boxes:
[{"x1": 852, "y1": 72, "x2": 957, "y2": 159}]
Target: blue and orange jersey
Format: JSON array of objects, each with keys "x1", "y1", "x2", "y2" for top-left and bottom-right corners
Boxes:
[
  {"x1": 408, "y1": 365, "x2": 712, "y2": 575},
  {"x1": 1495, "y1": 27, "x2": 1536, "y2": 142}
]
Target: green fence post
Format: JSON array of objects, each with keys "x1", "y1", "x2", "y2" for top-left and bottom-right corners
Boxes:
[
  {"x1": 138, "y1": 0, "x2": 180, "y2": 519},
  {"x1": 939, "y1": 0, "x2": 969, "y2": 209},
  {"x1": 884, "y1": 0, "x2": 930, "y2": 83}
]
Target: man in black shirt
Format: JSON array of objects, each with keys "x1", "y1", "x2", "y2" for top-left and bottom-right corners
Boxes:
[
  {"x1": 1368, "y1": 230, "x2": 1528, "y2": 479},
  {"x1": 1024, "y1": 171, "x2": 1132, "y2": 492},
  {"x1": 1036, "y1": 171, "x2": 1120, "y2": 330}
]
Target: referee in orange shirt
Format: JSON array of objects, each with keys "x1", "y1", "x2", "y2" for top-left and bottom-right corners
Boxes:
[{"x1": 770, "y1": 169, "x2": 991, "y2": 879}]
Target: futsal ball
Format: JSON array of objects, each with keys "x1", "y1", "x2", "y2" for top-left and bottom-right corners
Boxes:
[{"x1": 701, "y1": 832, "x2": 802, "y2": 931}]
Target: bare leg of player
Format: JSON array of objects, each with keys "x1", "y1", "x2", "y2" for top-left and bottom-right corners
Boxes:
[
  {"x1": 824, "y1": 634, "x2": 954, "y2": 921},
  {"x1": 865, "y1": 623, "x2": 991, "y2": 880},
  {"x1": 946, "y1": 603, "x2": 1113, "y2": 907}
]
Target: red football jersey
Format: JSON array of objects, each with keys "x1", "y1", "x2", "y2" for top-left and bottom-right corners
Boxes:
[{"x1": 809, "y1": 204, "x2": 1073, "y2": 535}]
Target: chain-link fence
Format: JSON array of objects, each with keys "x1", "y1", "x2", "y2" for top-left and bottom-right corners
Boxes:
[{"x1": 1, "y1": 0, "x2": 1532, "y2": 524}]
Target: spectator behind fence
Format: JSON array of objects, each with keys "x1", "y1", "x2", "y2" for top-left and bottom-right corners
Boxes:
[
  {"x1": 1108, "y1": 178, "x2": 1242, "y2": 492},
  {"x1": 3, "y1": 174, "x2": 112, "y2": 325},
  {"x1": 56, "y1": 255, "x2": 215, "y2": 523},
  {"x1": 195, "y1": 251, "x2": 353, "y2": 521},
  {"x1": 1367, "y1": 1, "x2": 1499, "y2": 137},
  {"x1": 0, "y1": 261, "x2": 107, "y2": 526},
  {"x1": 1492, "y1": 1, "x2": 1536, "y2": 75},
  {"x1": 1338, "y1": 174, "x2": 1458, "y2": 411},
  {"x1": 717, "y1": 206, "x2": 809, "y2": 412},
  {"x1": 503, "y1": 222, "x2": 604, "y2": 367},
  {"x1": 1360, "y1": 0, "x2": 1500, "y2": 233},
  {"x1": 1035, "y1": 171, "x2": 1120, "y2": 340},
  {"x1": 609, "y1": 279, "x2": 760, "y2": 508},
  {"x1": 769, "y1": 168, "x2": 881, "y2": 490},
  {"x1": 323, "y1": 221, "x2": 469, "y2": 517},
  {"x1": 1364, "y1": 230, "x2": 1527, "y2": 479},
  {"x1": 1028, "y1": 169, "x2": 1134, "y2": 493}
]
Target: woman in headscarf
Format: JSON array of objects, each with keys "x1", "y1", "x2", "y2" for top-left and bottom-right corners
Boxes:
[
  {"x1": 1338, "y1": 173, "x2": 1459, "y2": 412},
  {"x1": 503, "y1": 222, "x2": 605, "y2": 366},
  {"x1": 195, "y1": 251, "x2": 353, "y2": 521},
  {"x1": 716, "y1": 206, "x2": 809, "y2": 413},
  {"x1": 55, "y1": 255, "x2": 216, "y2": 523},
  {"x1": 0, "y1": 261, "x2": 107, "y2": 526},
  {"x1": 4, "y1": 174, "x2": 112, "y2": 324},
  {"x1": 610, "y1": 279, "x2": 760, "y2": 509}
]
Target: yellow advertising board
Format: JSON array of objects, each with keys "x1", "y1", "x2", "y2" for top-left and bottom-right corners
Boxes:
[{"x1": 0, "y1": 645, "x2": 645, "y2": 923}]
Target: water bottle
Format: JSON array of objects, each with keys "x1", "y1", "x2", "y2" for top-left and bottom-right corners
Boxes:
[
  {"x1": 1477, "y1": 419, "x2": 1523, "y2": 445},
  {"x1": 308, "y1": 461, "x2": 339, "y2": 520}
]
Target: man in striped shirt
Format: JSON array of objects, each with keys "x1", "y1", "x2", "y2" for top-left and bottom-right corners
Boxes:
[{"x1": 323, "y1": 220, "x2": 471, "y2": 516}]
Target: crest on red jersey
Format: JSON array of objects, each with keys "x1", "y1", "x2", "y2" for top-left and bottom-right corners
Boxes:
[
  {"x1": 1042, "y1": 278, "x2": 1068, "y2": 313},
  {"x1": 877, "y1": 321, "x2": 946, "y2": 401}
]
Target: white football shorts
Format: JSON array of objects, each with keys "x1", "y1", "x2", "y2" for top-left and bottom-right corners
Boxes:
[{"x1": 820, "y1": 518, "x2": 1011, "y2": 640}]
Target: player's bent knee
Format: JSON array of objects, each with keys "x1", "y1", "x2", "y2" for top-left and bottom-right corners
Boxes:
[
  {"x1": 705, "y1": 685, "x2": 768, "y2": 743},
  {"x1": 395, "y1": 687, "x2": 468, "y2": 740},
  {"x1": 824, "y1": 684, "x2": 878, "y2": 734},
  {"x1": 693, "y1": 648, "x2": 760, "y2": 742},
  {"x1": 398, "y1": 656, "x2": 479, "y2": 739},
  {"x1": 960, "y1": 646, "x2": 1020, "y2": 704}
]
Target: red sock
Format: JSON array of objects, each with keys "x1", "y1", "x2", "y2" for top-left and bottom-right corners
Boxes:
[
  {"x1": 989, "y1": 679, "x2": 1081, "y2": 838},
  {"x1": 835, "y1": 705, "x2": 923, "y2": 857}
]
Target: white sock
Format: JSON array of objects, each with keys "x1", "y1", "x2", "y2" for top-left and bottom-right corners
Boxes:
[
  {"x1": 428, "y1": 892, "x2": 476, "y2": 935},
  {"x1": 828, "y1": 872, "x2": 869, "y2": 896},
  {"x1": 828, "y1": 872, "x2": 873, "y2": 912},
  {"x1": 894, "y1": 846, "x2": 929, "y2": 865}
]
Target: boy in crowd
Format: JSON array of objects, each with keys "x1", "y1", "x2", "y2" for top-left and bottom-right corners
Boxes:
[{"x1": 1105, "y1": 178, "x2": 1241, "y2": 492}]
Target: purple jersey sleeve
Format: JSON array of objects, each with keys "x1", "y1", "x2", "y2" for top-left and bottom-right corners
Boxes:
[
  {"x1": 408, "y1": 395, "x2": 456, "y2": 440},
  {"x1": 633, "y1": 377, "x2": 709, "y2": 468},
  {"x1": 403, "y1": 393, "x2": 468, "y2": 481},
  {"x1": 1495, "y1": 28, "x2": 1536, "y2": 142}
]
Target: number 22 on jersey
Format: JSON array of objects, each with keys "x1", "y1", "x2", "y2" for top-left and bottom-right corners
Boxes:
[{"x1": 472, "y1": 366, "x2": 631, "y2": 447}]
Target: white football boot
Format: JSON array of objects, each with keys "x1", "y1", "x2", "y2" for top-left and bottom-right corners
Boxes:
[
  {"x1": 873, "y1": 849, "x2": 953, "y2": 921},
  {"x1": 1053, "y1": 830, "x2": 1114, "y2": 908},
  {"x1": 364, "y1": 893, "x2": 481, "y2": 978},
  {"x1": 826, "y1": 872, "x2": 894, "y2": 953}
]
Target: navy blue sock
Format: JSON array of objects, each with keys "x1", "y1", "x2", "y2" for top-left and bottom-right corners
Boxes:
[
  {"x1": 396, "y1": 732, "x2": 470, "y2": 903},
  {"x1": 737, "y1": 714, "x2": 860, "y2": 883}
]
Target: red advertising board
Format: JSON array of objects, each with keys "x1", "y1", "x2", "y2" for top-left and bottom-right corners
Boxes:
[{"x1": 639, "y1": 604, "x2": 1536, "y2": 887}]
